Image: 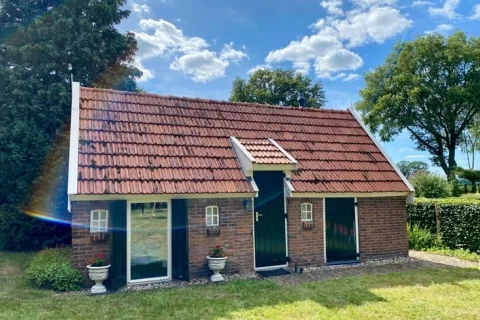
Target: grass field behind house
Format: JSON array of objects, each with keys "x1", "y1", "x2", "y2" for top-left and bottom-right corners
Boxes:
[{"x1": 2, "y1": 251, "x2": 480, "y2": 319}]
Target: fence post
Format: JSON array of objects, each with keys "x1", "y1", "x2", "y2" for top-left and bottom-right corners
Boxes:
[{"x1": 434, "y1": 203, "x2": 440, "y2": 237}]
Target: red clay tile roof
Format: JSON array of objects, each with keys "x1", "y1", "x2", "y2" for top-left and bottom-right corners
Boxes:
[
  {"x1": 76, "y1": 87, "x2": 411, "y2": 195},
  {"x1": 239, "y1": 139, "x2": 294, "y2": 165}
]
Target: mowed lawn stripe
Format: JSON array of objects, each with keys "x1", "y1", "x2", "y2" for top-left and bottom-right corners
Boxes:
[{"x1": 1, "y1": 251, "x2": 480, "y2": 320}]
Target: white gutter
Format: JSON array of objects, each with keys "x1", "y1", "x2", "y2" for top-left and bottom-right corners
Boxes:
[{"x1": 67, "y1": 82, "x2": 80, "y2": 211}]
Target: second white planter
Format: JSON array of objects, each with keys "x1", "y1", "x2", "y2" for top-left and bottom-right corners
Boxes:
[
  {"x1": 206, "y1": 256, "x2": 227, "y2": 282},
  {"x1": 87, "y1": 264, "x2": 111, "y2": 294}
]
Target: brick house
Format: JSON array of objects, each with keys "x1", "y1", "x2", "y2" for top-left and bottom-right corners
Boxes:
[{"x1": 67, "y1": 83, "x2": 414, "y2": 289}]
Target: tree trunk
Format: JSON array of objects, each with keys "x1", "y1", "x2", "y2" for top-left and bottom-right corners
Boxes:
[{"x1": 446, "y1": 146, "x2": 457, "y2": 182}]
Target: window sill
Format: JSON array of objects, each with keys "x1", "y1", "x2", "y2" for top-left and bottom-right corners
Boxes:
[
  {"x1": 302, "y1": 221, "x2": 314, "y2": 229},
  {"x1": 89, "y1": 232, "x2": 109, "y2": 242},
  {"x1": 206, "y1": 226, "x2": 221, "y2": 236}
]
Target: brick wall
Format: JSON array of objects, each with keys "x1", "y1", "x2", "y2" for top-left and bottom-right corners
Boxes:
[
  {"x1": 357, "y1": 196, "x2": 408, "y2": 259},
  {"x1": 188, "y1": 198, "x2": 254, "y2": 278},
  {"x1": 70, "y1": 195, "x2": 408, "y2": 282},
  {"x1": 71, "y1": 201, "x2": 110, "y2": 279},
  {"x1": 286, "y1": 198, "x2": 324, "y2": 267}
]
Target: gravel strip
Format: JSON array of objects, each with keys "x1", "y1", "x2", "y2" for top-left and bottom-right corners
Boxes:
[
  {"x1": 57, "y1": 258, "x2": 417, "y2": 295},
  {"x1": 297, "y1": 256, "x2": 414, "y2": 273}
]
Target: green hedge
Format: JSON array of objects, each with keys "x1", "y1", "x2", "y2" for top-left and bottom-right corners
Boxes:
[
  {"x1": 25, "y1": 247, "x2": 83, "y2": 292},
  {"x1": 407, "y1": 198, "x2": 480, "y2": 252}
]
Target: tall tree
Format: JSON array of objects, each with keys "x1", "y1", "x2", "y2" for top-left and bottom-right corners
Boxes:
[
  {"x1": 460, "y1": 114, "x2": 480, "y2": 170},
  {"x1": 0, "y1": 0, "x2": 141, "y2": 249},
  {"x1": 355, "y1": 31, "x2": 480, "y2": 179},
  {"x1": 229, "y1": 68, "x2": 326, "y2": 108},
  {"x1": 396, "y1": 160, "x2": 429, "y2": 178}
]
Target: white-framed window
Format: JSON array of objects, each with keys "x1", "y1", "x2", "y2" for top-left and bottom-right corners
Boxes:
[
  {"x1": 301, "y1": 203, "x2": 313, "y2": 222},
  {"x1": 206, "y1": 206, "x2": 219, "y2": 227},
  {"x1": 90, "y1": 209, "x2": 108, "y2": 233}
]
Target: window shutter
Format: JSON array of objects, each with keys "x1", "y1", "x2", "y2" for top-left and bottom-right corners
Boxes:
[{"x1": 108, "y1": 200, "x2": 127, "y2": 290}]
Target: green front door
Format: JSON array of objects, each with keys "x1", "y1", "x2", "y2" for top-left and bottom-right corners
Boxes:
[
  {"x1": 325, "y1": 198, "x2": 358, "y2": 263},
  {"x1": 254, "y1": 171, "x2": 287, "y2": 268}
]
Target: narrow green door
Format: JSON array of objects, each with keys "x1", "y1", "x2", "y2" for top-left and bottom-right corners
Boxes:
[
  {"x1": 171, "y1": 199, "x2": 189, "y2": 281},
  {"x1": 108, "y1": 200, "x2": 127, "y2": 290},
  {"x1": 254, "y1": 171, "x2": 286, "y2": 268},
  {"x1": 325, "y1": 198, "x2": 358, "y2": 263}
]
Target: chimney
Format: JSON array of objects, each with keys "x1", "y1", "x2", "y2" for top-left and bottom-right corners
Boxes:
[{"x1": 298, "y1": 92, "x2": 306, "y2": 108}]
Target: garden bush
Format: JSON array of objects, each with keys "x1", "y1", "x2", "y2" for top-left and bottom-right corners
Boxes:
[
  {"x1": 409, "y1": 172, "x2": 451, "y2": 198},
  {"x1": 407, "y1": 198, "x2": 480, "y2": 252},
  {"x1": 407, "y1": 223, "x2": 438, "y2": 250},
  {"x1": 25, "y1": 247, "x2": 82, "y2": 292}
]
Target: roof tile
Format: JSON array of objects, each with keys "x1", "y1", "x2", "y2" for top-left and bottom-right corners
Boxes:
[{"x1": 76, "y1": 87, "x2": 410, "y2": 195}]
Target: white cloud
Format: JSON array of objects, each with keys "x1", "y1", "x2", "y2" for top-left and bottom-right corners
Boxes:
[
  {"x1": 470, "y1": 4, "x2": 480, "y2": 20},
  {"x1": 320, "y1": 0, "x2": 344, "y2": 16},
  {"x1": 428, "y1": 0, "x2": 460, "y2": 19},
  {"x1": 342, "y1": 73, "x2": 361, "y2": 81},
  {"x1": 170, "y1": 51, "x2": 229, "y2": 83},
  {"x1": 132, "y1": 3, "x2": 150, "y2": 14},
  {"x1": 425, "y1": 23, "x2": 453, "y2": 34},
  {"x1": 314, "y1": 49, "x2": 363, "y2": 78},
  {"x1": 352, "y1": 0, "x2": 397, "y2": 9},
  {"x1": 133, "y1": 61, "x2": 155, "y2": 82},
  {"x1": 293, "y1": 61, "x2": 311, "y2": 75},
  {"x1": 265, "y1": 6, "x2": 411, "y2": 79},
  {"x1": 219, "y1": 42, "x2": 249, "y2": 63},
  {"x1": 133, "y1": 19, "x2": 247, "y2": 82},
  {"x1": 331, "y1": 7, "x2": 412, "y2": 47},
  {"x1": 266, "y1": 33, "x2": 343, "y2": 64},
  {"x1": 412, "y1": 1, "x2": 432, "y2": 6},
  {"x1": 247, "y1": 65, "x2": 270, "y2": 75},
  {"x1": 405, "y1": 155, "x2": 427, "y2": 159}
]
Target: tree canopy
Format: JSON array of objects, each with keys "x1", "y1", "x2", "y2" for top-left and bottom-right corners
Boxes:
[
  {"x1": 229, "y1": 68, "x2": 326, "y2": 108},
  {"x1": 397, "y1": 160, "x2": 429, "y2": 178},
  {"x1": 0, "y1": 0, "x2": 141, "y2": 249},
  {"x1": 356, "y1": 31, "x2": 480, "y2": 179}
]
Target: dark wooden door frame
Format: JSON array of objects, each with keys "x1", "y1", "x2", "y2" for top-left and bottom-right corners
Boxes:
[{"x1": 323, "y1": 197, "x2": 360, "y2": 263}]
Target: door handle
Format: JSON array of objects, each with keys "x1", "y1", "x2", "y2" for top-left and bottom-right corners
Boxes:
[{"x1": 256, "y1": 212, "x2": 263, "y2": 222}]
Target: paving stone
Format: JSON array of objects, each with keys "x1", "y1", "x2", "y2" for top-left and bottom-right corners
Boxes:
[
  {"x1": 266, "y1": 256, "x2": 453, "y2": 286},
  {"x1": 409, "y1": 250, "x2": 480, "y2": 269}
]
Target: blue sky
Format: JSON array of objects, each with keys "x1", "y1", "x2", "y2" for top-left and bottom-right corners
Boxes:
[{"x1": 118, "y1": 0, "x2": 480, "y2": 174}]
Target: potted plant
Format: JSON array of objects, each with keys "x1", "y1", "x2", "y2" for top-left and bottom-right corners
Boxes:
[
  {"x1": 206, "y1": 244, "x2": 227, "y2": 282},
  {"x1": 86, "y1": 254, "x2": 110, "y2": 294}
]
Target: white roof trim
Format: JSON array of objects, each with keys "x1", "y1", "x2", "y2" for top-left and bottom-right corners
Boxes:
[
  {"x1": 230, "y1": 136, "x2": 254, "y2": 161},
  {"x1": 268, "y1": 138, "x2": 298, "y2": 166},
  {"x1": 252, "y1": 163, "x2": 297, "y2": 171},
  {"x1": 67, "y1": 82, "x2": 80, "y2": 202},
  {"x1": 348, "y1": 108, "x2": 415, "y2": 193},
  {"x1": 291, "y1": 192, "x2": 410, "y2": 198},
  {"x1": 70, "y1": 192, "x2": 257, "y2": 202},
  {"x1": 230, "y1": 136, "x2": 254, "y2": 177},
  {"x1": 250, "y1": 178, "x2": 259, "y2": 193},
  {"x1": 284, "y1": 178, "x2": 295, "y2": 198}
]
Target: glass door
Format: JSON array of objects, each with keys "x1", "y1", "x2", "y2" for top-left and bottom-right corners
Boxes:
[{"x1": 128, "y1": 202, "x2": 170, "y2": 282}]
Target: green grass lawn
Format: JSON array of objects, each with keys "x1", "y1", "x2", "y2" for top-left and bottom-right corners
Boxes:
[{"x1": 2, "y1": 251, "x2": 480, "y2": 319}]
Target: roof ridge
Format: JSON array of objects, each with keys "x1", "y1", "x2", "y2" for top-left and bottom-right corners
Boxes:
[{"x1": 80, "y1": 86, "x2": 350, "y2": 114}]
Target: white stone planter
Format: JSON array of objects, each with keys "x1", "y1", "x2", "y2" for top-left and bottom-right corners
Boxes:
[
  {"x1": 206, "y1": 256, "x2": 227, "y2": 282},
  {"x1": 87, "y1": 264, "x2": 110, "y2": 294}
]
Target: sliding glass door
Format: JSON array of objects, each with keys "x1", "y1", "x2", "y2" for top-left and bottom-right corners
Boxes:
[{"x1": 128, "y1": 201, "x2": 170, "y2": 282}]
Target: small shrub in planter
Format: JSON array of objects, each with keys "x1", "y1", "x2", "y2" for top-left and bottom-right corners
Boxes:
[
  {"x1": 207, "y1": 244, "x2": 228, "y2": 282},
  {"x1": 86, "y1": 254, "x2": 110, "y2": 294},
  {"x1": 26, "y1": 247, "x2": 82, "y2": 292}
]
